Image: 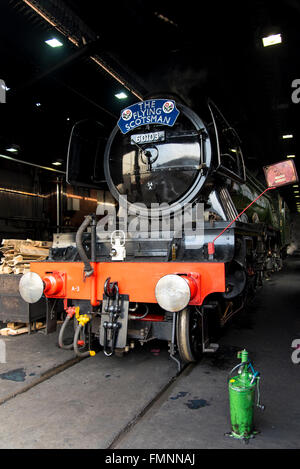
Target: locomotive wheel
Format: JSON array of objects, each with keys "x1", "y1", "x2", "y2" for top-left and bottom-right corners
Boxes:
[{"x1": 176, "y1": 307, "x2": 203, "y2": 363}]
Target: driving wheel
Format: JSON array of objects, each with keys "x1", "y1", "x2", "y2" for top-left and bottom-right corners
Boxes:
[{"x1": 176, "y1": 307, "x2": 203, "y2": 363}]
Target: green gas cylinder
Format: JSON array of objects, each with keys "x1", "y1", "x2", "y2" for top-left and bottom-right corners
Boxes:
[{"x1": 227, "y1": 349, "x2": 263, "y2": 440}]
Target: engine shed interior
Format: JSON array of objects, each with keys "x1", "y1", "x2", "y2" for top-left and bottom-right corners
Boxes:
[{"x1": 0, "y1": 0, "x2": 299, "y2": 454}]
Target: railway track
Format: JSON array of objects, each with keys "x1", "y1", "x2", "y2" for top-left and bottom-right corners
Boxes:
[
  {"x1": 0, "y1": 356, "x2": 83, "y2": 407},
  {"x1": 0, "y1": 340, "x2": 192, "y2": 449},
  {"x1": 0, "y1": 350, "x2": 194, "y2": 447},
  {"x1": 108, "y1": 362, "x2": 195, "y2": 449}
]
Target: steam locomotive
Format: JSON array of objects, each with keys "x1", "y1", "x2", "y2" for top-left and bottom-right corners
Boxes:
[{"x1": 19, "y1": 97, "x2": 290, "y2": 368}]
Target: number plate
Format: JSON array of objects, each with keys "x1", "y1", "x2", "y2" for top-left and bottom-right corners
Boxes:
[{"x1": 130, "y1": 131, "x2": 165, "y2": 145}]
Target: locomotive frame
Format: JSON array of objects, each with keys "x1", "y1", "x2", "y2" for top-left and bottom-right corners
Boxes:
[{"x1": 19, "y1": 97, "x2": 290, "y2": 368}]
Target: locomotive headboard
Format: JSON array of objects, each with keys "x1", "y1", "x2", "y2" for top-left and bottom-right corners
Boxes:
[
  {"x1": 66, "y1": 97, "x2": 246, "y2": 217},
  {"x1": 104, "y1": 98, "x2": 213, "y2": 218}
]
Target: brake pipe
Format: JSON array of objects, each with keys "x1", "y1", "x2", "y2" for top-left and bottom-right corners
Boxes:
[
  {"x1": 128, "y1": 304, "x2": 149, "y2": 320},
  {"x1": 75, "y1": 215, "x2": 94, "y2": 277},
  {"x1": 208, "y1": 187, "x2": 276, "y2": 256},
  {"x1": 58, "y1": 306, "x2": 77, "y2": 350},
  {"x1": 90, "y1": 216, "x2": 99, "y2": 307},
  {"x1": 73, "y1": 314, "x2": 96, "y2": 358}
]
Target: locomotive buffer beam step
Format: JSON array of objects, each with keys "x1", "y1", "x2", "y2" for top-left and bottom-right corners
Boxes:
[{"x1": 199, "y1": 304, "x2": 219, "y2": 353}]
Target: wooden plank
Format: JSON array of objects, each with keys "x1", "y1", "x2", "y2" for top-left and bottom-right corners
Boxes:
[
  {"x1": 7, "y1": 322, "x2": 26, "y2": 330},
  {"x1": 12, "y1": 255, "x2": 23, "y2": 265},
  {"x1": 0, "y1": 239, "x2": 51, "y2": 274},
  {"x1": 0, "y1": 322, "x2": 45, "y2": 336},
  {"x1": 13, "y1": 267, "x2": 30, "y2": 275},
  {"x1": 19, "y1": 245, "x2": 49, "y2": 257}
]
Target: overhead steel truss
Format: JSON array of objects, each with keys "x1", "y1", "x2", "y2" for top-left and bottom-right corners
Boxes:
[{"x1": 11, "y1": 0, "x2": 147, "y2": 100}]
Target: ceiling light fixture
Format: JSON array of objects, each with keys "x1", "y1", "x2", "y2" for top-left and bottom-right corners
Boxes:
[
  {"x1": 115, "y1": 92, "x2": 128, "y2": 100},
  {"x1": 90, "y1": 56, "x2": 142, "y2": 99},
  {"x1": 282, "y1": 134, "x2": 293, "y2": 139},
  {"x1": 6, "y1": 147, "x2": 18, "y2": 153},
  {"x1": 262, "y1": 34, "x2": 282, "y2": 47},
  {"x1": 52, "y1": 161, "x2": 62, "y2": 166},
  {"x1": 23, "y1": 0, "x2": 143, "y2": 100},
  {"x1": 45, "y1": 38, "x2": 63, "y2": 48},
  {"x1": 287, "y1": 154, "x2": 296, "y2": 158}
]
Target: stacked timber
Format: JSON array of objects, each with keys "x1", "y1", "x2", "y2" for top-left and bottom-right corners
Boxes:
[
  {"x1": 0, "y1": 322, "x2": 46, "y2": 336},
  {"x1": 0, "y1": 239, "x2": 52, "y2": 275}
]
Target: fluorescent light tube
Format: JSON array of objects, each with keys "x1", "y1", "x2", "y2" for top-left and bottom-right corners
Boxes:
[
  {"x1": 262, "y1": 34, "x2": 282, "y2": 47},
  {"x1": 45, "y1": 38, "x2": 63, "y2": 48},
  {"x1": 115, "y1": 92, "x2": 128, "y2": 99}
]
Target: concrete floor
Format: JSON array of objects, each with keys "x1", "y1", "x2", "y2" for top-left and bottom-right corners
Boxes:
[
  {"x1": 117, "y1": 255, "x2": 300, "y2": 450},
  {"x1": 0, "y1": 256, "x2": 299, "y2": 449}
]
